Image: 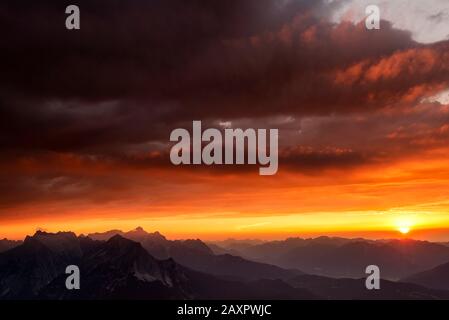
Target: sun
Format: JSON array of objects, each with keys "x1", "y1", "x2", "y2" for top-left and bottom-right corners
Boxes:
[
  {"x1": 394, "y1": 216, "x2": 415, "y2": 235},
  {"x1": 398, "y1": 226, "x2": 410, "y2": 234}
]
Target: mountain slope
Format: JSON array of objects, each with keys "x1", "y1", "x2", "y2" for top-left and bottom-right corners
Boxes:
[
  {"x1": 0, "y1": 239, "x2": 22, "y2": 253},
  {"x1": 288, "y1": 274, "x2": 449, "y2": 300},
  {"x1": 2, "y1": 230, "x2": 449, "y2": 300},
  {"x1": 41, "y1": 235, "x2": 193, "y2": 299},
  {"x1": 0, "y1": 232, "x2": 82, "y2": 299},
  {"x1": 403, "y1": 261, "x2": 449, "y2": 290},
  {"x1": 222, "y1": 237, "x2": 449, "y2": 279},
  {"x1": 39, "y1": 235, "x2": 316, "y2": 300},
  {"x1": 89, "y1": 227, "x2": 303, "y2": 281}
]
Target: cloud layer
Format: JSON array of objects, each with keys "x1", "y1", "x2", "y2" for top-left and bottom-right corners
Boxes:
[{"x1": 1, "y1": 0, "x2": 449, "y2": 230}]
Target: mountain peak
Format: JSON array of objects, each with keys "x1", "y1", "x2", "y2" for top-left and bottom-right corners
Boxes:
[
  {"x1": 104, "y1": 235, "x2": 146, "y2": 258},
  {"x1": 26, "y1": 231, "x2": 81, "y2": 257},
  {"x1": 32, "y1": 230, "x2": 77, "y2": 238},
  {"x1": 127, "y1": 226, "x2": 149, "y2": 236},
  {"x1": 0, "y1": 238, "x2": 23, "y2": 253},
  {"x1": 180, "y1": 239, "x2": 213, "y2": 255},
  {"x1": 87, "y1": 229, "x2": 124, "y2": 241},
  {"x1": 108, "y1": 233, "x2": 128, "y2": 242},
  {"x1": 106, "y1": 234, "x2": 142, "y2": 250},
  {"x1": 125, "y1": 227, "x2": 167, "y2": 242}
]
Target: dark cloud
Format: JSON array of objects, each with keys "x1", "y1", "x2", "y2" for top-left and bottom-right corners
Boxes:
[
  {"x1": 1, "y1": 0, "x2": 449, "y2": 212},
  {"x1": 2, "y1": 0, "x2": 445, "y2": 110},
  {"x1": 0, "y1": 0, "x2": 317, "y2": 98},
  {"x1": 1, "y1": 0, "x2": 447, "y2": 154}
]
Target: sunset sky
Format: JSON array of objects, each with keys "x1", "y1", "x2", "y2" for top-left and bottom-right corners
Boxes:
[{"x1": 1, "y1": 0, "x2": 449, "y2": 241}]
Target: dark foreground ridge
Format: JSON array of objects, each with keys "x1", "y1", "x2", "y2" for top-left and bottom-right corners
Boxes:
[{"x1": 1, "y1": 228, "x2": 449, "y2": 300}]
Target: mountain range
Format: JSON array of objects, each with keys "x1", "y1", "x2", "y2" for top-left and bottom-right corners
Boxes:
[
  {"x1": 2, "y1": 228, "x2": 449, "y2": 300},
  {"x1": 404, "y1": 261, "x2": 449, "y2": 291},
  {"x1": 87, "y1": 227, "x2": 302, "y2": 281},
  {"x1": 0, "y1": 238, "x2": 22, "y2": 253},
  {"x1": 210, "y1": 236, "x2": 449, "y2": 279},
  {"x1": 0, "y1": 231, "x2": 313, "y2": 300}
]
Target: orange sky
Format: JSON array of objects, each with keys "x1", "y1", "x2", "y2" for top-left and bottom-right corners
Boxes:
[
  {"x1": 1, "y1": 1, "x2": 449, "y2": 242},
  {"x1": 2, "y1": 145, "x2": 449, "y2": 241}
]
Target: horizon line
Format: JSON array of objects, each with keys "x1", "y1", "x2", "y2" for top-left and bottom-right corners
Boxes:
[{"x1": 4, "y1": 225, "x2": 449, "y2": 243}]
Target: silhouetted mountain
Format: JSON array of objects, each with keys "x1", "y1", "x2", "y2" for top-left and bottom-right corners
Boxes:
[
  {"x1": 40, "y1": 235, "x2": 192, "y2": 299},
  {"x1": 0, "y1": 239, "x2": 22, "y2": 253},
  {"x1": 288, "y1": 274, "x2": 449, "y2": 300},
  {"x1": 87, "y1": 229, "x2": 124, "y2": 241},
  {"x1": 206, "y1": 243, "x2": 240, "y2": 256},
  {"x1": 280, "y1": 241, "x2": 412, "y2": 279},
  {"x1": 1, "y1": 233, "x2": 315, "y2": 300},
  {"x1": 222, "y1": 237, "x2": 449, "y2": 279},
  {"x1": 184, "y1": 272, "x2": 315, "y2": 300},
  {"x1": 31, "y1": 231, "x2": 83, "y2": 259},
  {"x1": 88, "y1": 227, "x2": 197, "y2": 259},
  {"x1": 0, "y1": 232, "x2": 82, "y2": 299},
  {"x1": 404, "y1": 261, "x2": 449, "y2": 291},
  {"x1": 89, "y1": 227, "x2": 302, "y2": 281},
  {"x1": 213, "y1": 236, "x2": 357, "y2": 263},
  {"x1": 2, "y1": 230, "x2": 449, "y2": 300},
  {"x1": 210, "y1": 239, "x2": 265, "y2": 252}
]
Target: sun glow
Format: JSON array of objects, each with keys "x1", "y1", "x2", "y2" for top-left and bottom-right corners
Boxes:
[
  {"x1": 398, "y1": 226, "x2": 410, "y2": 234},
  {"x1": 395, "y1": 216, "x2": 416, "y2": 235}
]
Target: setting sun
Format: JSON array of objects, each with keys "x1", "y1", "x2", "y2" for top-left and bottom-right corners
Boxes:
[
  {"x1": 395, "y1": 216, "x2": 417, "y2": 235},
  {"x1": 399, "y1": 226, "x2": 410, "y2": 234}
]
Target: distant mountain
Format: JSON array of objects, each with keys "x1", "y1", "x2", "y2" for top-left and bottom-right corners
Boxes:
[
  {"x1": 88, "y1": 227, "x2": 212, "y2": 260},
  {"x1": 288, "y1": 274, "x2": 449, "y2": 300},
  {"x1": 219, "y1": 237, "x2": 449, "y2": 279},
  {"x1": 86, "y1": 229, "x2": 124, "y2": 241},
  {"x1": 2, "y1": 230, "x2": 449, "y2": 300},
  {"x1": 0, "y1": 232, "x2": 316, "y2": 300},
  {"x1": 205, "y1": 243, "x2": 237, "y2": 255},
  {"x1": 89, "y1": 227, "x2": 302, "y2": 281},
  {"x1": 210, "y1": 239, "x2": 265, "y2": 253},
  {"x1": 215, "y1": 236, "x2": 358, "y2": 261},
  {"x1": 0, "y1": 239, "x2": 22, "y2": 253},
  {"x1": 0, "y1": 231, "x2": 84, "y2": 298},
  {"x1": 404, "y1": 261, "x2": 449, "y2": 291},
  {"x1": 40, "y1": 235, "x2": 192, "y2": 299}
]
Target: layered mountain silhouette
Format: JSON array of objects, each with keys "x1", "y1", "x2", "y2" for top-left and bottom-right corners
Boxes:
[
  {"x1": 1, "y1": 229, "x2": 449, "y2": 300},
  {"x1": 212, "y1": 236, "x2": 449, "y2": 279},
  {"x1": 0, "y1": 239, "x2": 22, "y2": 253},
  {"x1": 0, "y1": 232, "x2": 80, "y2": 298},
  {"x1": 87, "y1": 227, "x2": 302, "y2": 281},
  {"x1": 288, "y1": 274, "x2": 449, "y2": 300},
  {"x1": 404, "y1": 261, "x2": 449, "y2": 291},
  {"x1": 0, "y1": 231, "x2": 314, "y2": 300}
]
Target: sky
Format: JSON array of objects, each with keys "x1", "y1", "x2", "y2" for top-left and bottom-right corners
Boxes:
[{"x1": 1, "y1": 0, "x2": 449, "y2": 241}]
